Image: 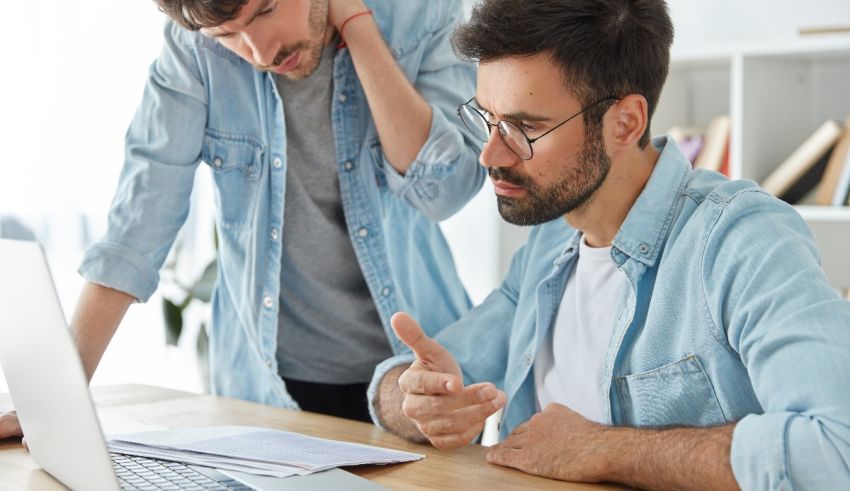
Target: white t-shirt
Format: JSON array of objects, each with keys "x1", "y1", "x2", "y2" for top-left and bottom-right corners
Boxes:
[{"x1": 533, "y1": 235, "x2": 629, "y2": 424}]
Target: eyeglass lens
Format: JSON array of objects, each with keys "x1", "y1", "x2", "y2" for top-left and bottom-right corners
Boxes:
[{"x1": 459, "y1": 105, "x2": 532, "y2": 159}]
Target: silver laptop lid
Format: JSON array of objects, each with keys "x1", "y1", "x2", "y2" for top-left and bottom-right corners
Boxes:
[{"x1": 0, "y1": 239, "x2": 119, "y2": 491}]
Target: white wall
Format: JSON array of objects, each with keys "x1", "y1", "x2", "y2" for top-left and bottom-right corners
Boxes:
[
  {"x1": 668, "y1": 0, "x2": 850, "y2": 55},
  {"x1": 0, "y1": 1, "x2": 202, "y2": 393}
]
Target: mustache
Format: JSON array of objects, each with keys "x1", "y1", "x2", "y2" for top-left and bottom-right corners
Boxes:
[
  {"x1": 489, "y1": 167, "x2": 532, "y2": 188},
  {"x1": 260, "y1": 41, "x2": 309, "y2": 70}
]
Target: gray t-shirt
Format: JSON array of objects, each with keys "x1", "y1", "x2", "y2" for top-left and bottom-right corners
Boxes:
[{"x1": 274, "y1": 44, "x2": 392, "y2": 384}]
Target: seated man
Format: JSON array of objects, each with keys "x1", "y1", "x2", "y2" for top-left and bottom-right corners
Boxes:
[{"x1": 369, "y1": 0, "x2": 850, "y2": 489}]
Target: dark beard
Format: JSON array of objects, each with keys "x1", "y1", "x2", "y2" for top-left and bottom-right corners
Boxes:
[{"x1": 493, "y1": 123, "x2": 611, "y2": 226}]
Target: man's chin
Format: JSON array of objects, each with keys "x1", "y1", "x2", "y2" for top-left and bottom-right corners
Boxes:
[
  {"x1": 496, "y1": 198, "x2": 539, "y2": 226},
  {"x1": 496, "y1": 196, "x2": 574, "y2": 226},
  {"x1": 280, "y1": 48, "x2": 325, "y2": 80}
]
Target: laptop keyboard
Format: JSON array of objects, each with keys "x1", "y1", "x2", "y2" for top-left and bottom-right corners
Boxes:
[{"x1": 111, "y1": 453, "x2": 253, "y2": 490}]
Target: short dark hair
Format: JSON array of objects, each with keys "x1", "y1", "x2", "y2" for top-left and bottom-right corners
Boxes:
[
  {"x1": 453, "y1": 0, "x2": 674, "y2": 148},
  {"x1": 154, "y1": 0, "x2": 248, "y2": 31}
]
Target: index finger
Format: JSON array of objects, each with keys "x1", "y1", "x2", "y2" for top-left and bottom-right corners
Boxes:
[{"x1": 399, "y1": 368, "x2": 460, "y2": 395}]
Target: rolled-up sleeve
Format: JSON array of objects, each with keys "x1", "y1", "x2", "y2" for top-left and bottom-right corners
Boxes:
[
  {"x1": 382, "y1": 4, "x2": 485, "y2": 222},
  {"x1": 79, "y1": 21, "x2": 207, "y2": 302},
  {"x1": 702, "y1": 190, "x2": 850, "y2": 489}
]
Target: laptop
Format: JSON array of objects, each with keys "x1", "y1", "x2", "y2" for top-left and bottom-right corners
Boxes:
[{"x1": 0, "y1": 239, "x2": 384, "y2": 490}]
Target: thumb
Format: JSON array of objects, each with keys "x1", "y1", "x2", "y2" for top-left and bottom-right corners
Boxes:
[{"x1": 391, "y1": 312, "x2": 453, "y2": 367}]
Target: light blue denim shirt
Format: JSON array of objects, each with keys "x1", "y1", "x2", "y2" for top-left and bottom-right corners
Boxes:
[
  {"x1": 79, "y1": 0, "x2": 484, "y2": 408},
  {"x1": 370, "y1": 137, "x2": 850, "y2": 490}
]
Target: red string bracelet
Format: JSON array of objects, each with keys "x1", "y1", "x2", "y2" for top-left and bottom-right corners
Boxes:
[{"x1": 337, "y1": 9, "x2": 374, "y2": 49}]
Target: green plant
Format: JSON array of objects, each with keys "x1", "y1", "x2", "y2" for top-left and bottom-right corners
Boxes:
[
  {"x1": 162, "y1": 259, "x2": 216, "y2": 346},
  {"x1": 160, "y1": 227, "x2": 218, "y2": 391}
]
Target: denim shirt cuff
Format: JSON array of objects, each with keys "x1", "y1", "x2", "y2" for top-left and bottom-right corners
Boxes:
[
  {"x1": 78, "y1": 242, "x2": 159, "y2": 302},
  {"x1": 730, "y1": 412, "x2": 792, "y2": 490},
  {"x1": 367, "y1": 353, "x2": 416, "y2": 429},
  {"x1": 383, "y1": 103, "x2": 462, "y2": 195}
]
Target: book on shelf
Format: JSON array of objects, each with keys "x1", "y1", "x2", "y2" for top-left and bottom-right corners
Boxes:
[
  {"x1": 816, "y1": 118, "x2": 850, "y2": 205},
  {"x1": 831, "y1": 143, "x2": 850, "y2": 206},
  {"x1": 830, "y1": 117, "x2": 850, "y2": 206},
  {"x1": 799, "y1": 25, "x2": 850, "y2": 36},
  {"x1": 678, "y1": 135, "x2": 704, "y2": 164},
  {"x1": 667, "y1": 126, "x2": 702, "y2": 144},
  {"x1": 718, "y1": 138, "x2": 731, "y2": 177},
  {"x1": 694, "y1": 116, "x2": 731, "y2": 175},
  {"x1": 667, "y1": 126, "x2": 704, "y2": 165},
  {"x1": 761, "y1": 120, "x2": 844, "y2": 204}
]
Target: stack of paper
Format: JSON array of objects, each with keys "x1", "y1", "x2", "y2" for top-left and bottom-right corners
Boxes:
[{"x1": 107, "y1": 426, "x2": 424, "y2": 478}]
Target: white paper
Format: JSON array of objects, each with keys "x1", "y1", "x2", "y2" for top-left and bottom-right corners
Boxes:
[{"x1": 107, "y1": 425, "x2": 424, "y2": 476}]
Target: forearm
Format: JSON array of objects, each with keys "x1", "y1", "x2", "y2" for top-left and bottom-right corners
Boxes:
[
  {"x1": 341, "y1": 15, "x2": 432, "y2": 173},
  {"x1": 70, "y1": 282, "x2": 134, "y2": 381},
  {"x1": 374, "y1": 364, "x2": 428, "y2": 443},
  {"x1": 604, "y1": 424, "x2": 739, "y2": 491}
]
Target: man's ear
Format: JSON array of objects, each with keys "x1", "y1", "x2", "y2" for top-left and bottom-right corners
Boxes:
[{"x1": 607, "y1": 94, "x2": 649, "y2": 148}]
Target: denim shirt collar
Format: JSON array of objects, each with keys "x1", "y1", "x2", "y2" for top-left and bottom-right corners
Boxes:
[{"x1": 612, "y1": 136, "x2": 690, "y2": 267}]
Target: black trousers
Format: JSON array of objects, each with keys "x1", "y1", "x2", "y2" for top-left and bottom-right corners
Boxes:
[{"x1": 282, "y1": 377, "x2": 372, "y2": 423}]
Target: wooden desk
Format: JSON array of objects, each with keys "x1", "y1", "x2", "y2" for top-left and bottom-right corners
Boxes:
[{"x1": 0, "y1": 385, "x2": 623, "y2": 490}]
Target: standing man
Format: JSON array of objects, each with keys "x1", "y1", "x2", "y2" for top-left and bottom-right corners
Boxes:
[
  {"x1": 0, "y1": 0, "x2": 483, "y2": 438},
  {"x1": 371, "y1": 0, "x2": 850, "y2": 489}
]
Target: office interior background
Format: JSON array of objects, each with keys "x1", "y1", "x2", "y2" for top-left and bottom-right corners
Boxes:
[{"x1": 1, "y1": 0, "x2": 849, "y2": 395}]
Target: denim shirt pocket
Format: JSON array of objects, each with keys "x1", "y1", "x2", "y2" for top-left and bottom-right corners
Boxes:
[
  {"x1": 202, "y1": 130, "x2": 264, "y2": 231},
  {"x1": 616, "y1": 355, "x2": 727, "y2": 428}
]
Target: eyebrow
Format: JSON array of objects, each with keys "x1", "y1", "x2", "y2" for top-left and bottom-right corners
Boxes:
[
  {"x1": 473, "y1": 98, "x2": 554, "y2": 123},
  {"x1": 208, "y1": 0, "x2": 274, "y2": 38}
]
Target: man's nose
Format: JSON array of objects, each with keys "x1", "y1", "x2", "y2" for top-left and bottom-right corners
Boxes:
[
  {"x1": 243, "y1": 32, "x2": 278, "y2": 68},
  {"x1": 479, "y1": 126, "x2": 520, "y2": 169}
]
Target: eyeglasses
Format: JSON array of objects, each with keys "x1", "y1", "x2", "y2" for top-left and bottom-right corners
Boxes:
[{"x1": 457, "y1": 96, "x2": 619, "y2": 160}]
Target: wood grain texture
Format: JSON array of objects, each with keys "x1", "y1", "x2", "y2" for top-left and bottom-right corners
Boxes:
[{"x1": 0, "y1": 385, "x2": 626, "y2": 490}]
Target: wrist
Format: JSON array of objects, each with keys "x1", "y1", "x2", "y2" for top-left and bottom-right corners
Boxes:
[
  {"x1": 329, "y1": 0, "x2": 369, "y2": 29},
  {"x1": 337, "y1": 9, "x2": 374, "y2": 44},
  {"x1": 592, "y1": 426, "x2": 630, "y2": 482}
]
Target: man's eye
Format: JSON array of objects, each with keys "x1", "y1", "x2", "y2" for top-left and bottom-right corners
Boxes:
[
  {"x1": 521, "y1": 123, "x2": 539, "y2": 134},
  {"x1": 258, "y1": 2, "x2": 277, "y2": 17}
]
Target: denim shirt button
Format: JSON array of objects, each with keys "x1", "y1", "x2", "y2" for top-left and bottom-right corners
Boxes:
[
  {"x1": 338, "y1": 93, "x2": 347, "y2": 103},
  {"x1": 263, "y1": 296, "x2": 274, "y2": 308},
  {"x1": 344, "y1": 161, "x2": 354, "y2": 171},
  {"x1": 265, "y1": 359, "x2": 273, "y2": 368},
  {"x1": 381, "y1": 286, "x2": 391, "y2": 297},
  {"x1": 270, "y1": 228, "x2": 279, "y2": 241},
  {"x1": 273, "y1": 157, "x2": 283, "y2": 169},
  {"x1": 638, "y1": 243, "x2": 650, "y2": 255},
  {"x1": 358, "y1": 227, "x2": 369, "y2": 238},
  {"x1": 213, "y1": 157, "x2": 223, "y2": 168}
]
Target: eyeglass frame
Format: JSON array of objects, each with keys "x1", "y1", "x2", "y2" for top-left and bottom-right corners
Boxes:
[{"x1": 457, "y1": 95, "x2": 620, "y2": 160}]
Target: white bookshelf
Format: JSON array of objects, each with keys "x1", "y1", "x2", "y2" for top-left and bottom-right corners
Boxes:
[
  {"x1": 653, "y1": 36, "x2": 850, "y2": 289},
  {"x1": 797, "y1": 206, "x2": 850, "y2": 289}
]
